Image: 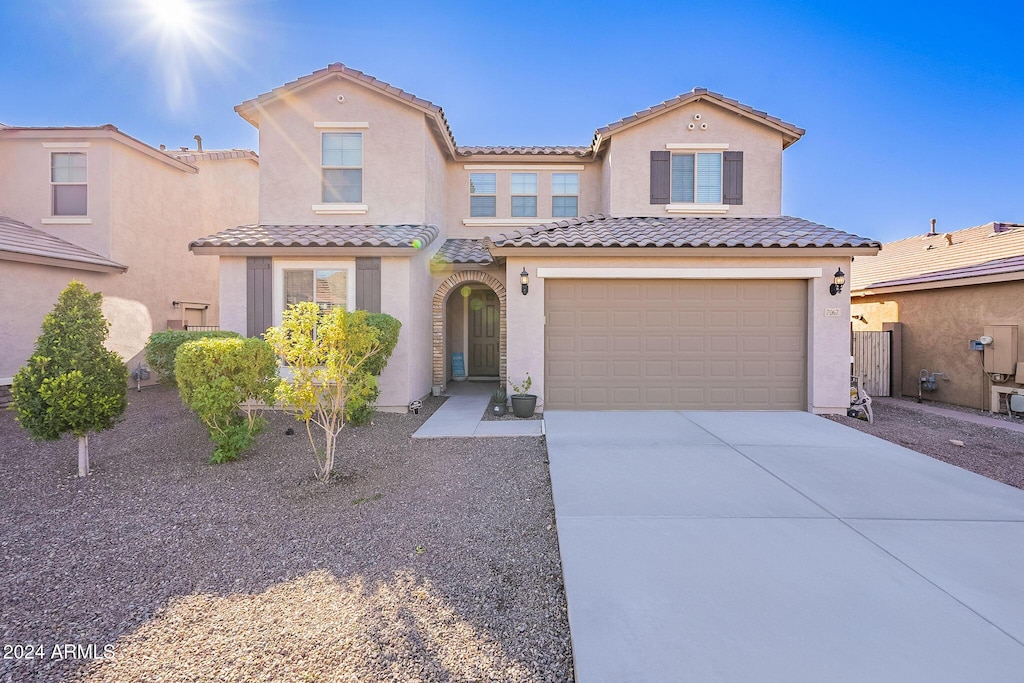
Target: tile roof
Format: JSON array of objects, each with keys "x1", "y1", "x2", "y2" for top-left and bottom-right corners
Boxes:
[
  {"x1": 0, "y1": 216, "x2": 127, "y2": 272},
  {"x1": 433, "y1": 239, "x2": 493, "y2": 264},
  {"x1": 852, "y1": 222, "x2": 1024, "y2": 291},
  {"x1": 235, "y1": 63, "x2": 456, "y2": 154},
  {"x1": 456, "y1": 145, "x2": 591, "y2": 157},
  {"x1": 594, "y1": 88, "x2": 805, "y2": 149},
  {"x1": 488, "y1": 215, "x2": 879, "y2": 249},
  {"x1": 190, "y1": 224, "x2": 440, "y2": 250}
]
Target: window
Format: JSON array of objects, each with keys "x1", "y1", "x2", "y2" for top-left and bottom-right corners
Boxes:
[
  {"x1": 283, "y1": 269, "x2": 349, "y2": 312},
  {"x1": 322, "y1": 133, "x2": 362, "y2": 203},
  {"x1": 511, "y1": 173, "x2": 537, "y2": 217},
  {"x1": 51, "y1": 152, "x2": 87, "y2": 216},
  {"x1": 671, "y1": 152, "x2": 722, "y2": 204},
  {"x1": 551, "y1": 173, "x2": 579, "y2": 217},
  {"x1": 469, "y1": 173, "x2": 496, "y2": 217}
]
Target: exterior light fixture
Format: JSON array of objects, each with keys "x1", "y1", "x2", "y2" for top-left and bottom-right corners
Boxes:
[
  {"x1": 829, "y1": 268, "x2": 846, "y2": 296},
  {"x1": 520, "y1": 268, "x2": 530, "y2": 295}
]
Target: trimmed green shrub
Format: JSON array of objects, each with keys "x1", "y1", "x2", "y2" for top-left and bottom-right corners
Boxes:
[
  {"x1": 175, "y1": 337, "x2": 279, "y2": 463},
  {"x1": 12, "y1": 281, "x2": 128, "y2": 476},
  {"x1": 345, "y1": 312, "x2": 402, "y2": 426},
  {"x1": 144, "y1": 329, "x2": 241, "y2": 386}
]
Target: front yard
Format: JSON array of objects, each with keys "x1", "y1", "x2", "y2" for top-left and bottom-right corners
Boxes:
[{"x1": 0, "y1": 387, "x2": 573, "y2": 682}]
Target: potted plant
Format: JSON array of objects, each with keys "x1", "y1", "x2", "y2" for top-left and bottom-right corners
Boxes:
[
  {"x1": 490, "y1": 387, "x2": 508, "y2": 417},
  {"x1": 508, "y1": 374, "x2": 537, "y2": 418}
]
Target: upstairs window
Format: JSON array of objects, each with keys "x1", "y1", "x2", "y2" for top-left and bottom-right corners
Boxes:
[
  {"x1": 322, "y1": 133, "x2": 362, "y2": 203},
  {"x1": 51, "y1": 152, "x2": 87, "y2": 216},
  {"x1": 511, "y1": 172, "x2": 537, "y2": 217},
  {"x1": 469, "y1": 172, "x2": 496, "y2": 217},
  {"x1": 671, "y1": 152, "x2": 722, "y2": 204},
  {"x1": 551, "y1": 173, "x2": 579, "y2": 217}
]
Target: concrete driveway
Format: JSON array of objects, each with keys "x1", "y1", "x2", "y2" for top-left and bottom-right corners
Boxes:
[{"x1": 544, "y1": 411, "x2": 1024, "y2": 682}]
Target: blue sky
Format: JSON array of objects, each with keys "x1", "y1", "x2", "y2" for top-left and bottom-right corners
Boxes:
[{"x1": 2, "y1": 0, "x2": 1021, "y2": 242}]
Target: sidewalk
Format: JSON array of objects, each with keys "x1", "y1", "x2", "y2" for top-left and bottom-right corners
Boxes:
[
  {"x1": 412, "y1": 381, "x2": 544, "y2": 439},
  {"x1": 874, "y1": 397, "x2": 1024, "y2": 434}
]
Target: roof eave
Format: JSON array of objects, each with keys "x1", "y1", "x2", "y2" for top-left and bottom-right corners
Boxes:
[
  {"x1": 853, "y1": 269, "x2": 1024, "y2": 296},
  {"x1": 0, "y1": 250, "x2": 128, "y2": 273},
  {"x1": 488, "y1": 245, "x2": 880, "y2": 257},
  {"x1": 190, "y1": 245, "x2": 424, "y2": 257}
]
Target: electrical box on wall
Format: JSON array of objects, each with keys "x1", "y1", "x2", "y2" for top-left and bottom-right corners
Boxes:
[{"x1": 983, "y1": 325, "x2": 1019, "y2": 374}]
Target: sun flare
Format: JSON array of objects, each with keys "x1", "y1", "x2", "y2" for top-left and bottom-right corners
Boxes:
[{"x1": 146, "y1": 0, "x2": 196, "y2": 32}]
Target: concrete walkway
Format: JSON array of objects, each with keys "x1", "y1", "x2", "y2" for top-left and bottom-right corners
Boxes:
[
  {"x1": 412, "y1": 381, "x2": 544, "y2": 439},
  {"x1": 875, "y1": 396, "x2": 1024, "y2": 434},
  {"x1": 545, "y1": 410, "x2": 1024, "y2": 682}
]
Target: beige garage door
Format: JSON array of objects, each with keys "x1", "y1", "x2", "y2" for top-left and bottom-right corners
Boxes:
[{"x1": 545, "y1": 279, "x2": 807, "y2": 410}]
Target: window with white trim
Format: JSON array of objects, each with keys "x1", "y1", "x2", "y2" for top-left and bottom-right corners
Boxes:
[
  {"x1": 671, "y1": 152, "x2": 722, "y2": 204},
  {"x1": 283, "y1": 269, "x2": 350, "y2": 313},
  {"x1": 51, "y1": 152, "x2": 87, "y2": 216},
  {"x1": 511, "y1": 172, "x2": 537, "y2": 217},
  {"x1": 551, "y1": 172, "x2": 578, "y2": 217},
  {"x1": 322, "y1": 133, "x2": 362, "y2": 203},
  {"x1": 469, "y1": 172, "x2": 496, "y2": 217}
]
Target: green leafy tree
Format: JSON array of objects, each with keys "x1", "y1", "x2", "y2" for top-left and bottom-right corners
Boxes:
[
  {"x1": 11, "y1": 281, "x2": 128, "y2": 476},
  {"x1": 264, "y1": 303, "x2": 384, "y2": 482},
  {"x1": 345, "y1": 312, "x2": 402, "y2": 426},
  {"x1": 175, "y1": 337, "x2": 279, "y2": 463}
]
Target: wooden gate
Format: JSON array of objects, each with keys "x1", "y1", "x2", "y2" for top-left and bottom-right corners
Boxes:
[{"x1": 853, "y1": 331, "x2": 891, "y2": 397}]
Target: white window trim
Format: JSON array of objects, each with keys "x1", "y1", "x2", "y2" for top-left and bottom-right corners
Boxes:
[
  {"x1": 312, "y1": 203, "x2": 368, "y2": 215},
  {"x1": 41, "y1": 217, "x2": 93, "y2": 225},
  {"x1": 272, "y1": 259, "x2": 356, "y2": 327},
  {"x1": 463, "y1": 217, "x2": 547, "y2": 227},
  {"x1": 320, "y1": 131, "x2": 363, "y2": 206},
  {"x1": 665, "y1": 143, "x2": 729, "y2": 150},
  {"x1": 50, "y1": 151, "x2": 88, "y2": 218},
  {"x1": 666, "y1": 204, "x2": 729, "y2": 214},
  {"x1": 41, "y1": 142, "x2": 91, "y2": 149},
  {"x1": 313, "y1": 122, "x2": 370, "y2": 129},
  {"x1": 463, "y1": 164, "x2": 584, "y2": 171}
]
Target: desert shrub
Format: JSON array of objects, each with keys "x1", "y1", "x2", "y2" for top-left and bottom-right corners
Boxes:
[
  {"x1": 175, "y1": 337, "x2": 279, "y2": 463},
  {"x1": 344, "y1": 312, "x2": 402, "y2": 426},
  {"x1": 144, "y1": 329, "x2": 241, "y2": 386},
  {"x1": 12, "y1": 281, "x2": 128, "y2": 476}
]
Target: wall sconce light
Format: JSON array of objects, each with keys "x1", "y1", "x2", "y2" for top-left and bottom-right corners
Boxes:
[
  {"x1": 829, "y1": 268, "x2": 846, "y2": 296},
  {"x1": 520, "y1": 268, "x2": 530, "y2": 295}
]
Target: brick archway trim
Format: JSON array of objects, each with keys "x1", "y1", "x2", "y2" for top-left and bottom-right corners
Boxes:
[{"x1": 432, "y1": 270, "x2": 507, "y2": 389}]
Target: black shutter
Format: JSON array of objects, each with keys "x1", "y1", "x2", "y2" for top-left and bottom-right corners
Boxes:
[
  {"x1": 650, "y1": 151, "x2": 671, "y2": 204},
  {"x1": 355, "y1": 257, "x2": 381, "y2": 313},
  {"x1": 723, "y1": 151, "x2": 744, "y2": 205},
  {"x1": 246, "y1": 257, "x2": 273, "y2": 337}
]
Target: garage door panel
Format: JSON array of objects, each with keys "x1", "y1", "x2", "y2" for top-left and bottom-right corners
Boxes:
[{"x1": 545, "y1": 279, "x2": 807, "y2": 410}]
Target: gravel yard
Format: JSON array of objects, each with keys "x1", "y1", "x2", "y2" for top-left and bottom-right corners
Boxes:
[
  {"x1": 0, "y1": 387, "x2": 572, "y2": 682},
  {"x1": 828, "y1": 398, "x2": 1024, "y2": 490}
]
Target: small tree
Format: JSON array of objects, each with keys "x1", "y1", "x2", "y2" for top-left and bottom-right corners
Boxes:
[
  {"x1": 264, "y1": 303, "x2": 382, "y2": 482},
  {"x1": 345, "y1": 312, "x2": 402, "y2": 426},
  {"x1": 11, "y1": 281, "x2": 128, "y2": 476},
  {"x1": 175, "y1": 337, "x2": 279, "y2": 463}
]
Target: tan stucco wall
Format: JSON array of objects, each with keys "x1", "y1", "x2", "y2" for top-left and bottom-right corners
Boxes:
[
  {"x1": 852, "y1": 281, "x2": 1024, "y2": 410},
  {"x1": 0, "y1": 134, "x2": 258, "y2": 382},
  {"x1": 506, "y1": 254, "x2": 852, "y2": 414},
  {"x1": 603, "y1": 100, "x2": 784, "y2": 217},
  {"x1": 256, "y1": 78, "x2": 427, "y2": 225}
]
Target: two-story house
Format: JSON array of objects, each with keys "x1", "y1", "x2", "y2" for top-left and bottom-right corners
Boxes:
[
  {"x1": 0, "y1": 124, "x2": 258, "y2": 403},
  {"x1": 190, "y1": 63, "x2": 879, "y2": 414}
]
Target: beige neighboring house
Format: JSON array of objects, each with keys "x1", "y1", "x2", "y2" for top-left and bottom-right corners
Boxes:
[
  {"x1": 0, "y1": 124, "x2": 258, "y2": 404},
  {"x1": 190, "y1": 63, "x2": 879, "y2": 414},
  {"x1": 852, "y1": 221, "x2": 1024, "y2": 411}
]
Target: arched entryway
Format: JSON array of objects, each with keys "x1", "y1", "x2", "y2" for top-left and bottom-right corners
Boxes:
[{"x1": 432, "y1": 270, "x2": 507, "y2": 391}]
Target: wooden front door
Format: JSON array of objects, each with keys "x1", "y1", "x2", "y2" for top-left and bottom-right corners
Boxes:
[{"x1": 468, "y1": 290, "x2": 499, "y2": 376}]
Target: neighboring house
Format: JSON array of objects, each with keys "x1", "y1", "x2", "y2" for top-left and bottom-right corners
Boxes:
[
  {"x1": 0, "y1": 124, "x2": 258, "y2": 404},
  {"x1": 851, "y1": 221, "x2": 1024, "y2": 411},
  {"x1": 190, "y1": 63, "x2": 879, "y2": 414}
]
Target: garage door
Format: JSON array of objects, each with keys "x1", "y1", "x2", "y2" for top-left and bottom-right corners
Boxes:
[{"x1": 545, "y1": 279, "x2": 807, "y2": 410}]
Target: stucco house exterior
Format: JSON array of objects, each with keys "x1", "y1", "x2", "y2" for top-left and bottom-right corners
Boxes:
[
  {"x1": 0, "y1": 124, "x2": 258, "y2": 403},
  {"x1": 852, "y1": 221, "x2": 1024, "y2": 411},
  {"x1": 190, "y1": 63, "x2": 879, "y2": 414}
]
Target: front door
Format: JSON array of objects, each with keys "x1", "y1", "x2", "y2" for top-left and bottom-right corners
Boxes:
[{"x1": 468, "y1": 290, "x2": 499, "y2": 376}]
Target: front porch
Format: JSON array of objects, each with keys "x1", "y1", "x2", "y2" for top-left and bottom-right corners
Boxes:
[{"x1": 431, "y1": 269, "x2": 507, "y2": 393}]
